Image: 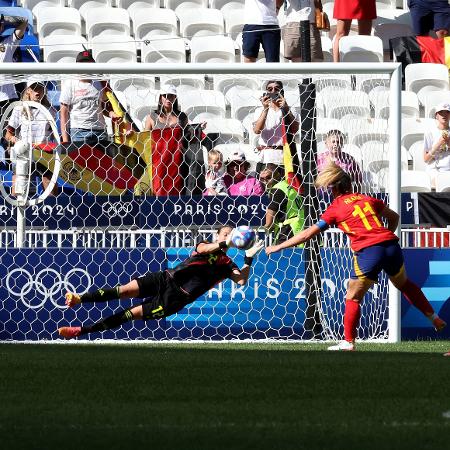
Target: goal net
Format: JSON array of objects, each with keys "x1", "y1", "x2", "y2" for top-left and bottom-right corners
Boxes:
[{"x1": 0, "y1": 63, "x2": 401, "y2": 342}]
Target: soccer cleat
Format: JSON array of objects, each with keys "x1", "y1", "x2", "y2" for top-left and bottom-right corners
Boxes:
[
  {"x1": 432, "y1": 316, "x2": 447, "y2": 332},
  {"x1": 58, "y1": 326, "x2": 81, "y2": 339},
  {"x1": 327, "y1": 340, "x2": 355, "y2": 351},
  {"x1": 65, "y1": 292, "x2": 81, "y2": 308}
]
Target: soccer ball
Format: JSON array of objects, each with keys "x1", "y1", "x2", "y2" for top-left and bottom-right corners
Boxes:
[{"x1": 230, "y1": 226, "x2": 256, "y2": 250}]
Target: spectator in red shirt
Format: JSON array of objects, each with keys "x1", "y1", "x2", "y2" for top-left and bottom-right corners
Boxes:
[{"x1": 266, "y1": 163, "x2": 446, "y2": 351}]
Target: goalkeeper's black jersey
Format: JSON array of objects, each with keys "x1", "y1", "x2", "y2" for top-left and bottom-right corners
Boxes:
[{"x1": 166, "y1": 242, "x2": 239, "y2": 299}]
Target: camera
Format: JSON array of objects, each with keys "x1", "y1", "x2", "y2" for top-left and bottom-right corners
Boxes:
[{"x1": 265, "y1": 92, "x2": 281, "y2": 100}]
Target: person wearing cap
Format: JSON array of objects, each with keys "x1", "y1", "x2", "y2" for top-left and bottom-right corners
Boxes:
[
  {"x1": 5, "y1": 81, "x2": 58, "y2": 196},
  {"x1": 59, "y1": 50, "x2": 120, "y2": 146},
  {"x1": 0, "y1": 13, "x2": 28, "y2": 118},
  {"x1": 223, "y1": 150, "x2": 264, "y2": 196},
  {"x1": 253, "y1": 80, "x2": 299, "y2": 173},
  {"x1": 423, "y1": 102, "x2": 450, "y2": 187}
]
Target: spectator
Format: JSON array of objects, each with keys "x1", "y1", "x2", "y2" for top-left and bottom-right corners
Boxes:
[
  {"x1": 253, "y1": 80, "x2": 299, "y2": 173},
  {"x1": 332, "y1": 0, "x2": 376, "y2": 62},
  {"x1": 60, "y1": 50, "x2": 119, "y2": 145},
  {"x1": 423, "y1": 102, "x2": 450, "y2": 186},
  {"x1": 282, "y1": 0, "x2": 324, "y2": 62},
  {"x1": 224, "y1": 150, "x2": 264, "y2": 196},
  {"x1": 5, "y1": 81, "x2": 58, "y2": 196},
  {"x1": 0, "y1": 13, "x2": 28, "y2": 123},
  {"x1": 407, "y1": 0, "x2": 450, "y2": 39},
  {"x1": 204, "y1": 149, "x2": 227, "y2": 196},
  {"x1": 143, "y1": 84, "x2": 188, "y2": 196},
  {"x1": 317, "y1": 129, "x2": 362, "y2": 186},
  {"x1": 260, "y1": 163, "x2": 304, "y2": 243},
  {"x1": 242, "y1": 0, "x2": 283, "y2": 62}
]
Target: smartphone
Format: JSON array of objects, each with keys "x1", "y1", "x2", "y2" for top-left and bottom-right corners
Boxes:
[{"x1": 266, "y1": 92, "x2": 280, "y2": 100}]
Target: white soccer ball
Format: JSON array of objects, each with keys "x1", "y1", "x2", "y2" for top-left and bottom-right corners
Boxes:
[{"x1": 230, "y1": 226, "x2": 256, "y2": 250}]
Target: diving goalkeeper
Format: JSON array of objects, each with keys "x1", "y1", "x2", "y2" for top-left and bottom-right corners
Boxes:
[{"x1": 58, "y1": 225, "x2": 263, "y2": 339}]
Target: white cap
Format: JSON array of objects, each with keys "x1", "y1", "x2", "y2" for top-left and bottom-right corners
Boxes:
[
  {"x1": 227, "y1": 150, "x2": 246, "y2": 163},
  {"x1": 160, "y1": 84, "x2": 177, "y2": 96},
  {"x1": 26, "y1": 80, "x2": 46, "y2": 89},
  {"x1": 435, "y1": 102, "x2": 450, "y2": 114}
]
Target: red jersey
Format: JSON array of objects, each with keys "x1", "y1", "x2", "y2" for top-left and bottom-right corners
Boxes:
[{"x1": 321, "y1": 193, "x2": 398, "y2": 251}]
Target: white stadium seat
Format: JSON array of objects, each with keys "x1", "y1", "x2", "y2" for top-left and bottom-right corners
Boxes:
[
  {"x1": 405, "y1": 64, "x2": 449, "y2": 100},
  {"x1": 401, "y1": 170, "x2": 432, "y2": 192},
  {"x1": 132, "y1": 8, "x2": 178, "y2": 39},
  {"x1": 140, "y1": 37, "x2": 186, "y2": 63},
  {"x1": 320, "y1": 36, "x2": 333, "y2": 62},
  {"x1": 164, "y1": 0, "x2": 208, "y2": 12},
  {"x1": 370, "y1": 90, "x2": 420, "y2": 119},
  {"x1": 85, "y1": 8, "x2": 130, "y2": 40},
  {"x1": 339, "y1": 35, "x2": 384, "y2": 62},
  {"x1": 210, "y1": 0, "x2": 244, "y2": 11},
  {"x1": 42, "y1": 35, "x2": 88, "y2": 62},
  {"x1": 177, "y1": 8, "x2": 224, "y2": 38},
  {"x1": 213, "y1": 75, "x2": 259, "y2": 98},
  {"x1": 227, "y1": 89, "x2": 260, "y2": 122},
  {"x1": 77, "y1": 0, "x2": 112, "y2": 21},
  {"x1": 422, "y1": 91, "x2": 450, "y2": 118},
  {"x1": 109, "y1": 76, "x2": 155, "y2": 93},
  {"x1": 190, "y1": 35, "x2": 235, "y2": 63},
  {"x1": 434, "y1": 173, "x2": 450, "y2": 193},
  {"x1": 321, "y1": 90, "x2": 371, "y2": 120},
  {"x1": 159, "y1": 75, "x2": 205, "y2": 91},
  {"x1": 28, "y1": 0, "x2": 64, "y2": 16},
  {"x1": 223, "y1": 8, "x2": 245, "y2": 40},
  {"x1": 373, "y1": 22, "x2": 413, "y2": 51},
  {"x1": 91, "y1": 35, "x2": 137, "y2": 63},
  {"x1": 178, "y1": 90, "x2": 227, "y2": 121},
  {"x1": 70, "y1": 0, "x2": 111, "y2": 9},
  {"x1": 36, "y1": 7, "x2": 82, "y2": 38},
  {"x1": 312, "y1": 74, "x2": 352, "y2": 92},
  {"x1": 119, "y1": 0, "x2": 158, "y2": 9},
  {"x1": 203, "y1": 118, "x2": 245, "y2": 144},
  {"x1": 401, "y1": 118, "x2": 435, "y2": 151},
  {"x1": 408, "y1": 141, "x2": 426, "y2": 171}
]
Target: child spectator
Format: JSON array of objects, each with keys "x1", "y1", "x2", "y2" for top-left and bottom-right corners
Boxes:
[
  {"x1": 204, "y1": 149, "x2": 227, "y2": 196},
  {"x1": 224, "y1": 150, "x2": 264, "y2": 196}
]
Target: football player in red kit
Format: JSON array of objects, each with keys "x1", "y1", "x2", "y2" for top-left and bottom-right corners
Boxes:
[{"x1": 266, "y1": 164, "x2": 446, "y2": 351}]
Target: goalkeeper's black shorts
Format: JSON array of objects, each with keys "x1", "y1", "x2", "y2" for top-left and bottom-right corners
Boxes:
[{"x1": 136, "y1": 271, "x2": 191, "y2": 320}]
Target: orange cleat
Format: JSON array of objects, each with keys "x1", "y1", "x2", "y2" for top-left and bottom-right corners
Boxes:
[
  {"x1": 433, "y1": 316, "x2": 447, "y2": 332},
  {"x1": 65, "y1": 292, "x2": 81, "y2": 308},
  {"x1": 58, "y1": 326, "x2": 81, "y2": 339}
]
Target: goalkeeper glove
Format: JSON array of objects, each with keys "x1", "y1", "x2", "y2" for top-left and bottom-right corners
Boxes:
[
  {"x1": 245, "y1": 237, "x2": 264, "y2": 258},
  {"x1": 225, "y1": 229, "x2": 236, "y2": 248}
]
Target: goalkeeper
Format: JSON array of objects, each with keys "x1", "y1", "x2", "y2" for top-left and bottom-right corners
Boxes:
[{"x1": 58, "y1": 225, "x2": 264, "y2": 339}]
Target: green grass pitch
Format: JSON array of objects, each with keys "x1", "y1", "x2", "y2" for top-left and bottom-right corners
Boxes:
[{"x1": 1, "y1": 341, "x2": 449, "y2": 450}]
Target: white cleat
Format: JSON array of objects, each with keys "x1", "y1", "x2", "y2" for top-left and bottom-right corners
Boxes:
[{"x1": 327, "y1": 340, "x2": 355, "y2": 351}]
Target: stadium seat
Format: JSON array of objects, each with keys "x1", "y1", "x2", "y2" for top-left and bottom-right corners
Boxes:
[
  {"x1": 109, "y1": 76, "x2": 155, "y2": 93},
  {"x1": 316, "y1": 118, "x2": 344, "y2": 142},
  {"x1": 164, "y1": 0, "x2": 208, "y2": 12},
  {"x1": 210, "y1": 0, "x2": 244, "y2": 11},
  {"x1": 373, "y1": 22, "x2": 413, "y2": 52},
  {"x1": 320, "y1": 36, "x2": 333, "y2": 62},
  {"x1": 36, "y1": 7, "x2": 82, "y2": 38},
  {"x1": 227, "y1": 88, "x2": 260, "y2": 122},
  {"x1": 70, "y1": 0, "x2": 111, "y2": 11},
  {"x1": 339, "y1": 35, "x2": 384, "y2": 62},
  {"x1": 321, "y1": 89, "x2": 371, "y2": 120},
  {"x1": 26, "y1": 0, "x2": 64, "y2": 16},
  {"x1": 132, "y1": 8, "x2": 178, "y2": 39},
  {"x1": 405, "y1": 64, "x2": 449, "y2": 99},
  {"x1": 159, "y1": 74, "x2": 205, "y2": 91},
  {"x1": 42, "y1": 35, "x2": 88, "y2": 62},
  {"x1": 223, "y1": 8, "x2": 245, "y2": 40},
  {"x1": 353, "y1": 74, "x2": 390, "y2": 95},
  {"x1": 203, "y1": 118, "x2": 245, "y2": 144},
  {"x1": 343, "y1": 118, "x2": 388, "y2": 146},
  {"x1": 408, "y1": 140, "x2": 426, "y2": 171},
  {"x1": 119, "y1": 0, "x2": 158, "y2": 9},
  {"x1": 213, "y1": 75, "x2": 259, "y2": 98},
  {"x1": 178, "y1": 90, "x2": 227, "y2": 121},
  {"x1": 190, "y1": 35, "x2": 235, "y2": 63},
  {"x1": 401, "y1": 170, "x2": 432, "y2": 192},
  {"x1": 361, "y1": 141, "x2": 408, "y2": 173},
  {"x1": 401, "y1": 118, "x2": 435, "y2": 151},
  {"x1": 177, "y1": 8, "x2": 224, "y2": 38},
  {"x1": 422, "y1": 91, "x2": 450, "y2": 118},
  {"x1": 91, "y1": 35, "x2": 137, "y2": 63},
  {"x1": 140, "y1": 36, "x2": 186, "y2": 63},
  {"x1": 370, "y1": 90, "x2": 420, "y2": 119},
  {"x1": 312, "y1": 74, "x2": 352, "y2": 92},
  {"x1": 434, "y1": 173, "x2": 450, "y2": 193},
  {"x1": 84, "y1": 8, "x2": 130, "y2": 40}
]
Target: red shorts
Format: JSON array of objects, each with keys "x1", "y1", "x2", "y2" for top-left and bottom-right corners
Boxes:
[{"x1": 333, "y1": 0, "x2": 377, "y2": 20}]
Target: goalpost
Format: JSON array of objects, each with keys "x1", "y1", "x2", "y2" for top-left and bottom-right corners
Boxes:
[{"x1": 0, "y1": 62, "x2": 402, "y2": 343}]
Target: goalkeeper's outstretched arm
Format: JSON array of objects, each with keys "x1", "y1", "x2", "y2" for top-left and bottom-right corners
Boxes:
[
  {"x1": 266, "y1": 225, "x2": 321, "y2": 255},
  {"x1": 230, "y1": 237, "x2": 264, "y2": 286}
]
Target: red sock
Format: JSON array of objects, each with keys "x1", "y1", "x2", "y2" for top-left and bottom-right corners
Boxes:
[
  {"x1": 344, "y1": 299, "x2": 361, "y2": 342},
  {"x1": 401, "y1": 279, "x2": 434, "y2": 317}
]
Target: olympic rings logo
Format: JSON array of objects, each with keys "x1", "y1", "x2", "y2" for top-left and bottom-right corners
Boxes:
[
  {"x1": 5, "y1": 268, "x2": 92, "y2": 309},
  {"x1": 101, "y1": 202, "x2": 133, "y2": 218}
]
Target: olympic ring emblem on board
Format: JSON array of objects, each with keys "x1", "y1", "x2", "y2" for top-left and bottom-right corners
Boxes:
[
  {"x1": 101, "y1": 202, "x2": 133, "y2": 217},
  {"x1": 5, "y1": 268, "x2": 92, "y2": 309}
]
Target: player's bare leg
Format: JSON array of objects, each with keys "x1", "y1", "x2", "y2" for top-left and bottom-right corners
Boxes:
[
  {"x1": 389, "y1": 270, "x2": 446, "y2": 332},
  {"x1": 328, "y1": 278, "x2": 373, "y2": 351}
]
